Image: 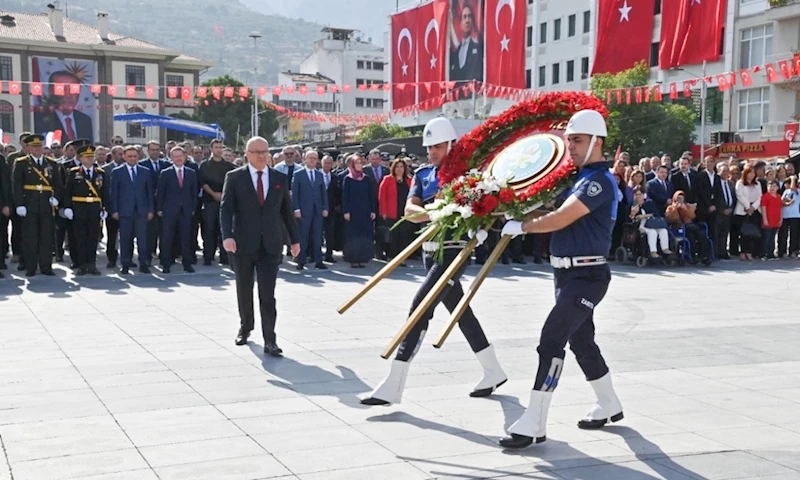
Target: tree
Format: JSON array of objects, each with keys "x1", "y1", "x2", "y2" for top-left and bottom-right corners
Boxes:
[
  {"x1": 591, "y1": 62, "x2": 697, "y2": 160},
  {"x1": 355, "y1": 123, "x2": 412, "y2": 142},
  {"x1": 193, "y1": 75, "x2": 279, "y2": 146}
]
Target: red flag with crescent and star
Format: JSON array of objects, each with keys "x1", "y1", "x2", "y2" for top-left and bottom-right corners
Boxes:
[
  {"x1": 593, "y1": 0, "x2": 656, "y2": 75},
  {"x1": 417, "y1": 0, "x2": 447, "y2": 102},
  {"x1": 485, "y1": 0, "x2": 525, "y2": 88},
  {"x1": 391, "y1": 7, "x2": 419, "y2": 109},
  {"x1": 659, "y1": 0, "x2": 725, "y2": 69}
]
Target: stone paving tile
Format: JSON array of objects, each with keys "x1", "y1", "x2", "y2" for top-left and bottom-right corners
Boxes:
[{"x1": 9, "y1": 449, "x2": 149, "y2": 480}]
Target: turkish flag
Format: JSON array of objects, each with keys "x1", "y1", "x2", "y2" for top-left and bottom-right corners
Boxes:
[
  {"x1": 197, "y1": 86, "x2": 208, "y2": 98},
  {"x1": 391, "y1": 7, "x2": 419, "y2": 109},
  {"x1": 69, "y1": 84, "x2": 81, "y2": 95},
  {"x1": 785, "y1": 122, "x2": 799, "y2": 142},
  {"x1": 239, "y1": 86, "x2": 250, "y2": 98},
  {"x1": 659, "y1": 0, "x2": 725, "y2": 69},
  {"x1": 765, "y1": 63, "x2": 779, "y2": 83},
  {"x1": 716, "y1": 74, "x2": 730, "y2": 92},
  {"x1": 181, "y1": 87, "x2": 192, "y2": 100},
  {"x1": 592, "y1": 0, "x2": 656, "y2": 75},
  {"x1": 485, "y1": 0, "x2": 525, "y2": 88},
  {"x1": 9, "y1": 82, "x2": 20, "y2": 95},
  {"x1": 31, "y1": 83, "x2": 43, "y2": 96},
  {"x1": 778, "y1": 60, "x2": 792, "y2": 80},
  {"x1": 740, "y1": 69, "x2": 753, "y2": 86},
  {"x1": 416, "y1": 0, "x2": 446, "y2": 102},
  {"x1": 126, "y1": 86, "x2": 136, "y2": 98},
  {"x1": 107, "y1": 85, "x2": 118, "y2": 96},
  {"x1": 167, "y1": 86, "x2": 177, "y2": 98},
  {"x1": 53, "y1": 84, "x2": 65, "y2": 96},
  {"x1": 145, "y1": 85, "x2": 156, "y2": 98}
]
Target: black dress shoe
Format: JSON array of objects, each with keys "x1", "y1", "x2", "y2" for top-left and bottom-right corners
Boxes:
[
  {"x1": 184, "y1": 264, "x2": 195, "y2": 273},
  {"x1": 76, "y1": 268, "x2": 86, "y2": 276},
  {"x1": 107, "y1": 261, "x2": 116, "y2": 269},
  {"x1": 130, "y1": 262, "x2": 138, "y2": 268},
  {"x1": 162, "y1": 266, "x2": 171, "y2": 274},
  {"x1": 295, "y1": 263, "x2": 305, "y2": 271},
  {"x1": 69, "y1": 263, "x2": 78, "y2": 269},
  {"x1": 120, "y1": 267, "x2": 131, "y2": 275},
  {"x1": 499, "y1": 433, "x2": 546, "y2": 449},
  {"x1": 25, "y1": 271, "x2": 35, "y2": 277},
  {"x1": 324, "y1": 257, "x2": 337, "y2": 264},
  {"x1": 41, "y1": 270, "x2": 55, "y2": 276},
  {"x1": 18, "y1": 264, "x2": 26, "y2": 271},
  {"x1": 235, "y1": 331, "x2": 250, "y2": 346},
  {"x1": 88, "y1": 267, "x2": 101, "y2": 275},
  {"x1": 315, "y1": 263, "x2": 328, "y2": 270},
  {"x1": 139, "y1": 266, "x2": 151, "y2": 274},
  {"x1": 55, "y1": 255, "x2": 64, "y2": 262},
  {"x1": 264, "y1": 342, "x2": 283, "y2": 356},
  {"x1": 359, "y1": 397, "x2": 392, "y2": 406},
  {"x1": 577, "y1": 412, "x2": 624, "y2": 430}
]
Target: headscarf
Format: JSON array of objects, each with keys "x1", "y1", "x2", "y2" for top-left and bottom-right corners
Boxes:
[{"x1": 347, "y1": 154, "x2": 365, "y2": 181}]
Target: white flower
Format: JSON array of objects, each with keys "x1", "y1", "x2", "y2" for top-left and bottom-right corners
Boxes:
[
  {"x1": 456, "y1": 205, "x2": 473, "y2": 219},
  {"x1": 425, "y1": 198, "x2": 445, "y2": 211},
  {"x1": 428, "y1": 209, "x2": 442, "y2": 222},
  {"x1": 477, "y1": 180, "x2": 500, "y2": 193},
  {"x1": 468, "y1": 168, "x2": 481, "y2": 177},
  {"x1": 441, "y1": 203, "x2": 459, "y2": 217}
]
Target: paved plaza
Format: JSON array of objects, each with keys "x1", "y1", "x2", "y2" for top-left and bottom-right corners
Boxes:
[{"x1": 1, "y1": 258, "x2": 800, "y2": 480}]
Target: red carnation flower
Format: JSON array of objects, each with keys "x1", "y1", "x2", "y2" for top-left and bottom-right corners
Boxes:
[
  {"x1": 467, "y1": 177, "x2": 478, "y2": 188},
  {"x1": 498, "y1": 188, "x2": 516, "y2": 204}
]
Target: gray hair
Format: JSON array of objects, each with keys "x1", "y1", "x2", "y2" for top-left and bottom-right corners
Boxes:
[
  {"x1": 246, "y1": 136, "x2": 269, "y2": 151},
  {"x1": 304, "y1": 150, "x2": 319, "y2": 159}
]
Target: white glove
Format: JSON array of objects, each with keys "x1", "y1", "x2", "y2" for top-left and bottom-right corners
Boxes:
[
  {"x1": 467, "y1": 229, "x2": 488, "y2": 246},
  {"x1": 501, "y1": 220, "x2": 524, "y2": 238},
  {"x1": 15, "y1": 206, "x2": 27, "y2": 217},
  {"x1": 64, "y1": 208, "x2": 74, "y2": 220},
  {"x1": 100, "y1": 210, "x2": 108, "y2": 221},
  {"x1": 49, "y1": 197, "x2": 59, "y2": 207}
]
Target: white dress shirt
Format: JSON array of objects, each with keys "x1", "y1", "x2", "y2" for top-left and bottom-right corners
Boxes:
[
  {"x1": 248, "y1": 164, "x2": 269, "y2": 200},
  {"x1": 306, "y1": 167, "x2": 316, "y2": 185},
  {"x1": 128, "y1": 165, "x2": 137, "y2": 182},
  {"x1": 55, "y1": 110, "x2": 77, "y2": 139}
]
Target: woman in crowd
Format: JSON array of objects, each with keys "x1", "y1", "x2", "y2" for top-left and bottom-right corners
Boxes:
[
  {"x1": 629, "y1": 186, "x2": 672, "y2": 260},
  {"x1": 610, "y1": 172, "x2": 631, "y2": 257},
  {"x1": 341, "y1": 154, "x2": 377, "y2": 268},
  {"x1": 734, "y1": 165, "x2": 763, "y2": 261},
  {"x1": 628, "y1": 170, "x2": 647, "y2": 194},
  {"x1": 378, "y1": 159, "x2": 413, "y2": 264},
  {"x1": 779, "y1": 175, "x2": 800, "y2": 258}
]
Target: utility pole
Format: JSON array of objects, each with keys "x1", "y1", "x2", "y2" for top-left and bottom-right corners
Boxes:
[{"x1": 249, "y1": 32, "x2": 262, "y2": 137}]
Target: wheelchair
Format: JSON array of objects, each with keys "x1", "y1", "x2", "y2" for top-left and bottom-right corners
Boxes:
[
  {"x1": 614, "y1": 222, "x2": 679, "y2": 268},
  {"x1": 669, "y1": 222, "x2": 715, "y2": 265}
]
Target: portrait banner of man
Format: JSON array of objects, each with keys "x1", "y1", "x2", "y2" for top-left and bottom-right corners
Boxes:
[
  {"x1": 32, "y1": 57, "x2": 97, "y2": 143},
  {"x1": 448, "y1": 0, "x2": 485, "y2": 85}
]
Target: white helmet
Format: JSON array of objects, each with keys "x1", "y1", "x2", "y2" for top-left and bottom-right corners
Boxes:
[
  {"x1": 422, "y1": 117, "x2": 458, "y2": 147},
  {"x1": 565, "y1": 110, "x2": 608, "y2": 137}
]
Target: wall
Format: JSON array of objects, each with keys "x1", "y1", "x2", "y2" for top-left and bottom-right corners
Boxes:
[{"x1": 0, "y1": 51, "x2": 24, "y2": 139}]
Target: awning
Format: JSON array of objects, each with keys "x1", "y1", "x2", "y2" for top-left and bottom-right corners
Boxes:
[{"x1": 113, "y1": 113, "x2": 225, "y2": 140}]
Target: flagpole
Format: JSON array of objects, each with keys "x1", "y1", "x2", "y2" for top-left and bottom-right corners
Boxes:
[
  {"x1": 249, "y1": 32, "x2": 262, "y2": 138},
  {"x1": 700, "y1": 60, "x2": 707, "y2": 162}
]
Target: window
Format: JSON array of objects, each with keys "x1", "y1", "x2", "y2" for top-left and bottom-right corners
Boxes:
[
  {"x1": 365, "y1": 98, "x2": 383, "y2": 109},
  {"x1": 357, "y1": 60, "x2": 364, "y2": 69},
  {"x1": 740, "y1": 24, "x2": 773, "y2": 69},
  {"x1": 566, "y1": 60, "x2": 574, "y2": 82},
  {"x1": 372, "y1": 62, "x2": 384, "y2": 71},
  {"x1": 125, "y1": 65, "x2": 146, "y2": 91},
  {"x1": 581, "y1": 57, "x2": 589, "y2": 79},
  {"x1": 527, "y1": 26, "x2": 533, "y2": 47},
  {"x1": 553, "y1": 19, "x2": 561, "y2": 41},
  {"x1": 538, "y1": 66, "x2": 546, "y2": 87},
  {"x1": 126, "y1": 107, "x2": 145, "y2": 138},
  {"x1": 166, "y1": 75, "x2": 184, "y2": 87},
  {"x1": 0, "y1": 56, "x2": 12, "y2": 81},
  {"x1": 738, "y1": 87, "x2": 769, "y2": 131},
  {"x1": 582, "y1": 10, "x2": 591, "y2": 33},
  {"x1": 654, "y1": 0, "x2": 661, "y2": 15},
  {"x1": 526, "y1": 69, "x2": 532, "y2": 89},
  {"x1": 552, "y1": 63, "x2": 560, "y2": 84},
  {"x1": 649, "y1": 42, "x2": 660, "y2": 67},
  {"x1": 568, "y1": 14, "x2": 576, "y2": 37},
  {"x1": 356, "y1": 98, "x2": 364, "y2": 107},
  {"x1": 0, "y1": 100, "x2": 14, "y2": 134},
  {"x1": 539, "y1": 22, "x2": 547, "y2": 44}
]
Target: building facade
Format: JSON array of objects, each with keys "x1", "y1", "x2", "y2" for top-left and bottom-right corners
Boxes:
[{"x1": 0, "y1": 7, "x2": 211, "y2": 146}]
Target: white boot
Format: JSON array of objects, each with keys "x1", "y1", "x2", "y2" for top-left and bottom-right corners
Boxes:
[
  {"x1": 499, "y1": 390, "x2": 552, "y2": 449},
  {"x1": 577, "y1": 372, "x2": 624, "y2": 429},
  {"x1": 470, "y1": 345, "x2": 508, "y2": 398},
  {"x1": 360, "y1": 360, "x2": 410, "y2": 406}
]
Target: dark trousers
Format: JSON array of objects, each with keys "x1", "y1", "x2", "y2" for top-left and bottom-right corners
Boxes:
[
  {"x1": 22, "y1": 213, "x2": 54, "y2": 274},
  {"x1": 762, "y1": 227, "x2": 778, "y2": 258},
  {"x1": 323, "y1": 214, "x2": 336, "y2": 259},
  {"x1": 146, "y1": 214, "x2": 161, "y2": 262},
  {"x1": 160, "y1": 213, "x2": 192, "y2": 267},
  {"x1": 299, "y1": 212, "x2": 323, "y2": 266},
  {"x1": 232, "y1": 245, "x2": 280, "y2": 343},
  {"x1": 735, "y1": 214, "x2": 761, "y2": 255},
  {"x1": 106, "y1": 216, "x2": 120, "y2": 264},
  {"x1": 778, "y1": 218, "x2": 800, "y2": 256},
  {"x1": 11, "y1": 213, "x2": 22, "y2": 257},
  {"x1": 684, "y1": 223, "x2": 710, "y2": 260},
  {"x1": 714, "y1": 214, "x2": 732, "y2": 257},
  {"x1": 395, "y1": 250, "x2": 490, "y2": 362},
  {"x1": 1, "y1": 214, "x2": 8, "y2": 263},
  {"x1": 201, "y1": 202, "x2": 227, "y2": 262},
  {"x1": 73, "y1": 216, "x2": 101, "y2": 268},
  {"x1": 534, "y1": 265, "x2": 611, "y2": 392},
  {"x1": 55, "y1": 215, "x2": 77, "y2": 261},
  {"x1": 119, "y1": 214, "x2": 148, "y2": 269}
]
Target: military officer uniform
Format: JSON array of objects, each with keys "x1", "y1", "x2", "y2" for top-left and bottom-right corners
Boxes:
[
  {"x1": 12, "y1": 134, "x2": 63, "y2": 276},
  {"x1": 62, "y1": 146, "x2": 109, "y2": 275},
  {"x1": 56, "y1": 139, "x2": 90, "y2": 265}
]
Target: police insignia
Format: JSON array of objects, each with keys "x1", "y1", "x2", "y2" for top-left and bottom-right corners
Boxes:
[{"x1": 587, "y1": 181, "x2": 602, "y2": 197}]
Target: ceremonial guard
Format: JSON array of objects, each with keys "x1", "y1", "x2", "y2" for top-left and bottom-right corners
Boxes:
[
  {"x1": 360, "y1": 117, "x2": 507, "y2": 406},
  {"x1": 55, "y1": 139, "x2": 88, "y2": 265},
  {"x1": 12, "y1": 134, "x2": 63, "y2": 276},
  {"x1": 62, "y1": 145, "x2": 109, "y2": 275},
  {"x1": 498, "y1": 110, "x2": 624, "y2": 449}
]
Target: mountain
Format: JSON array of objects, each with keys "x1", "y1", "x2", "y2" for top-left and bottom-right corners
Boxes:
[
  {"x1": 5, "y1": 0, "x2": 326, "y2": 83},
  {"x1": 240, "y1": 0, "x2": 391, "y2": 47}
]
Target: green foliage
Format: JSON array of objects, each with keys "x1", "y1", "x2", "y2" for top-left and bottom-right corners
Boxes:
[
  {"x1": 355, "y1": 123, "x2": 412, "y2": 142},
  {"x1": 193, "y1": 75, "x2": 278, "y2": 146},
  {"x1": 591, "y1": 61, "x2": 697, "y2": 159}
]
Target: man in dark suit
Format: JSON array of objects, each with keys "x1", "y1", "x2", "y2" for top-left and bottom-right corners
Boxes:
[
  {"x1": 645, "y1": 165, "x2": 675, "y2": 214},
  {"x1": 669, "y1": 157, "x2": 699, "y2": 204},
  {"x1": 156, "y1": 146, "x2": 198, "y2": 274},
  {"x1": 363, "y1": 149, "x2": 389, "y2": 259},
  {"x1": 713, "y1": 163, "x2": 737, "y2": 259},
  {"x1": 696, "y1": 156, "x2": 720, "y2": 242},
  {"x1": 321, "y1": 155, "x2": 340, "y2": 263},
  {"x1": 111, "y1": 145, "x2": 154, "y2": 275},
  {"x1": 221, "y1": 136, "x2": 300, "y2": 356},
  {"x1": 105, "y1": 146, "x2": 126, "y2": 268},
  {"x1": 139, "y1": 140, "x2": 172, "y2": 264},
  {"x1": 449, "y1": 4, "x2": 484, "y2": 83},
  {"x1": 33, "y1": 71, "x2": 94, "y2": 142},
  {"x1": 291, "y1": 150, "x2": 329, "y2": 271}
]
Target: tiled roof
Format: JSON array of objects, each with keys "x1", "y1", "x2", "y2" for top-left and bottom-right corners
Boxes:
[{"x1": 0, "y1": 10, "x2": 208, "y2": 64}]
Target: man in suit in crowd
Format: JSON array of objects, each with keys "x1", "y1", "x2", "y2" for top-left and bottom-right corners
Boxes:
[
  {"x1": 714, "y1": 163, "x2": 737, "y2": 260},
  {"x1": 291, "y1": 150, "x2": 328, "y2": 271},
  {"x1": 139, "y1": 140, "x2": 171, "y2": 264},
  {"x1": 321, "y1": 154, "x2": 340, "y2": 263},
  {"x1": 646, "y1": 165, "x2": 675, "y2": 214},
  {"x1": 221, "y1": 136, "x2": 300, "y2": 356},
  {"x1": 670, "y1": 157, "x2": 699, "y2": 204},
  {"x1": 105, "y1": 145, "x2": 126, "y2": 268},
  {"x1": 33, "y1": 71, "x2": 94, "y2": 142},
  {"x1": 111, "y1": 145, "x2": 154, "y2": 275},
  {"x1": 0, "y1": 150, "x2": 9, "y2": 277},
  {"x1": 156, "y1": 146, "x2": 197, "y2": 274},
  {"x1": 696, "y1": 155, "x2": 720, "y2": 243},
  {"x1": 363, "y1": 149, "x2": 390, "y2": 259}
]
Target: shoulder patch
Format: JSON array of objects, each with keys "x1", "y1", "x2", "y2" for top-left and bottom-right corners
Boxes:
[
  {"x1": 414, "y1": 164, "x2": 433, "y2": 174},
  {"x1": 587, "y1": 181, "x2": 603, "y2": 197}
]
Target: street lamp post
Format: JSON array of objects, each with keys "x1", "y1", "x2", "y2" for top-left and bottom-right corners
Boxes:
[
  {"x1": 249, "y1": 31, "x2": 262, "y2": 137},
  {"x1": 700, "y1": 61, "x2": 707, "y2": 162}
]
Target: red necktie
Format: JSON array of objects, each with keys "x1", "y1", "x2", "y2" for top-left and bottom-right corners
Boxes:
[
  {"x1": 177, "y1": 168, "x2": 183, "y2": 188},
  {"x1": 256, "y1": 170, "x2": 264, "y2": 206},
  {"x1": 65, "y1": 117, "x2": 76, "y2": 141}
]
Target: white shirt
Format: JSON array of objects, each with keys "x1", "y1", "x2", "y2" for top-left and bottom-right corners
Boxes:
[
  {"x1": 83, "y1": 167, "x2": 94, "y2": 179},
  {"x1": 128, "y1": 165, "x2": 137, "y2": 181},
  {"x1": 306, "y1": 167, "x2": 316, "y2": 184},
  {"x1": 324, "y1": 171, "x2": 331, "y2": 189},
  {"x1": 31, "y1": 156, "x2": 44, "y2": 166},
  {"x1": 174, "y1": 166, "x2": 184, "y2": 177},
  {"x1": 782, "y1": 189, "x2": 800, "y2": 219},
  {"x1": 55, "y1": 110, "x2": 76, "y2": 137},
  {"x1": 706, "y1": 171, "x2": 715, "y2": 188},
  {"x1": 248, "y1": 164, "x2": 269, "y2": 200}
]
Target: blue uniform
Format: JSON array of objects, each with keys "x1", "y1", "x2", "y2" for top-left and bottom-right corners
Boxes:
[
  {"x1": 395, "y1": 164, "x2": 489, "y2": 362},
  {"x1": 533, "y1": 162, "x2": 617, "y2": 392}
]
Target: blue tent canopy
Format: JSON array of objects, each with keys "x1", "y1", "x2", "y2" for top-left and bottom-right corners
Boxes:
[{"x1": 113, "y1": 113, "x2": 225, "y2": 140}]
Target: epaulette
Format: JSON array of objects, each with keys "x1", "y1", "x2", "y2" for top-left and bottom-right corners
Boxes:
[
  {"x1": 414, "y1": 164, "x2": 434, "y2": 174},
  {"x1": 45, "y1": 156, "x2": 58, "y2": 163},
  {"x1": 14, "y1": 155, "x2": 30, "y2": 163},
  {"x1": 96, "y1": 167, "x2": 105, "y2": 174},
  {"x1": 70, "y1": 166, "x2": 81, "y2": 172}
]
